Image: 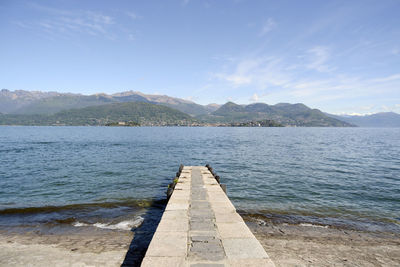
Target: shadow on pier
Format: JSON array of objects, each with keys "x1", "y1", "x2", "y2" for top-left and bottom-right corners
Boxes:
[{"x1": 121, "y1": 199, "x2": 167, "y2": 267}]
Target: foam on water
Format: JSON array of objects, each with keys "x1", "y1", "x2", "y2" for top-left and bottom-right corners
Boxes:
[
  {"x1": 73, "y1": 217, "x2": 144, "y2": 231},
  {"x1": 299, "y1": 223, "x2": 329, "y2": 228}
]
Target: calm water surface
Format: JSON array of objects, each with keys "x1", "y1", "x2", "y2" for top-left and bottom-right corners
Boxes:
[{"x1": 0, "y1": 126, "x2": 399, "y2": 233}]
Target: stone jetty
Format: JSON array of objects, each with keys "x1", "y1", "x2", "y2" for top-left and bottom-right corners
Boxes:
[{"x1": 141, "y1": 166, "x2": 275, "y2": 266}]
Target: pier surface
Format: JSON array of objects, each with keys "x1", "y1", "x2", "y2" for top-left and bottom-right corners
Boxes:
[{"x1": 141, "y1": 166, "x2": 274, "y2": 266}]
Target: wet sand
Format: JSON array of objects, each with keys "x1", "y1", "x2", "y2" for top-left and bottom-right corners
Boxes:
[
  {"x1": 0, "y1": 221, "x2": 399, "y2": 266},
  {"x1": 245, "y1": 219, "x2": 400, "y2": 267},
  {"x1": 0, "y1": 229, "x2": 133, "y2": 267}
]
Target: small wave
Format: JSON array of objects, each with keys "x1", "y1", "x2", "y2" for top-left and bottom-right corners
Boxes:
[
  {"x1": 299, "y1": 223, "x2": 329, "y2": 228},
  {"x1": 31, "y1": 141, "x2": 55, "y2": 145},
  {"x1": 0, "y1": 200, "x2": 157, "y2": 215},
  {"x1": 73, "y1": 217, "x2": 144, "y2": 231}
]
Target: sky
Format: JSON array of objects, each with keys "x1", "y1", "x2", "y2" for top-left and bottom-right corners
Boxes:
[{"x1": 1, "y1": 0, "x2": 400, "y2": 114}]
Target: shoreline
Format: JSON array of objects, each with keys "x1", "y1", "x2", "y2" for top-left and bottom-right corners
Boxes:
[
  {"x1": 0, "y1": 219, "x2": 399, "y2": 266},
  {"x1": 0, "y1": 124, "x2": 353, "y2": 127},
  {"x1": 0, "y1": 228, "x2": 133, "y2": 267},
  {"x1": 246, "y1": 219, "x2": 400, "y2": 266}
]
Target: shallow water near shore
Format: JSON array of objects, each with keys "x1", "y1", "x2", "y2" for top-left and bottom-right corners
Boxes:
[{"x1": 0, "y1": 126, "x2": 399, "y2": 234}]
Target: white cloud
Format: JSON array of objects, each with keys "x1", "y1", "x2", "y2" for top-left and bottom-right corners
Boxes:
[
  {"x1": 259, "y1": 18, "x2": 276, "y2": 36},
  {"x1": 250, "y1": 93, "x2": 259, "y2": 102}
]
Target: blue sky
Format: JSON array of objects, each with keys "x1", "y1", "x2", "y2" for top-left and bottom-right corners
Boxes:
[{"x1": 1, "y1": 0, "x2": 399, "y2": 114}]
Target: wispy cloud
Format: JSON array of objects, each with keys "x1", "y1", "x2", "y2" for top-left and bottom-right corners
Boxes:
[
  {"x1": 17, "y1": 3, "x2": 116, "y2": 40},
  {"x1": 259, "y1": 18, "x2": 276, "y2": 36},
  {"x1": 306, "y1": 46, "x2": 334, "y2": 72},
  {"x1": 391, "y1": 48, "x2": 400, "y2": 55},
  {"x1": 333, "y1": 103, "x2": 400, "y2": 115},
  {"x1": 370, "y1": 73, "x2": 400, "y2": 83},
  {"x1": 213, "y1": 56, "x2": 292, "y2": 89},
  {"x1": 13, "y1": 21, "x2": 32, "y2": 29},
  {"x1": 210, "y1": 46, "x2": 400, "y2": 110},
  {"x1": 126, "y1": 11, "x2": 141, "y2": 20}
]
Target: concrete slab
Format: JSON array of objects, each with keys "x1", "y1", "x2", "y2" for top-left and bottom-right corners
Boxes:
[
  {"x1": 190, "y1": 221, "x2": 215, "y2": 231},
  {"x1": 189, "y1": 230, "x2": 218, "y2": 237},
  {"x1": 227, "y1": 258, "x2": 275, "y2": 267},
  {"x1": 189, "y1": 241, "x2": 225, "y2": 261},
  {"x1": 191, "y1": 201, "x2": 211, "y2": 209},
  {"x1": 171, "y1": 193, "x2": 191, "y2": 200},
  {"x1": 165, "y1": 202, "x2": 189, "y2": 211},
  {"x1": 175, "y1": 184, "x2": 191, "y2": 190},
  {"x1": 156, "y1": 218, "x2": 189, "y2": 232},
  {"x1": 211, "y1": 206, "x2": 236, "y2": 214},
  {"x1": 205, "y1": 186, "x2": 225, "y2": 192},
  {"x1": 214, "y1": 212, "x2": 244, "y2": 223},
  {"x1": 167, "y1": 199, "x2": 190, "y2": 205},
  {"x1": 142, "y1": 166, "x2": 273, "y2": 267},
  {"x1": 191, "y1": 235, "x2": 219, "y2": 243},
  {"x1": 222, "y1": 238, "x2": 268, "y2": 259},
  {"x1": 190, "y1": 263, "x2": 225, "y2": 267},
  {"x1": 145, "y1": 231, "x2": 188, "y2": 257},
  {"x1": 189, "y1": 210, "x2": 214, "y2": 221},
  {"x1": 161, "y1": 210, "x2": 188, "y2": 220},
  {"x1": 141, "y1": 256, "x2": 186, "y2": 267},
  {"x1": 207, "y1": 190, "x2": 229, "y2": 198},
  {"x1": 216, "y1": 222, "x2": 254, "y2": 239},
  {"x1": 210, "y1": 201, "x2": 236, "y2": 210},
  {"x1": 203, "y1": 180, "x2": 219, "y2": 185}
]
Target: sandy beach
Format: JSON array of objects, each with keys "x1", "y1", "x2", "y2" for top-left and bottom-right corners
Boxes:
[
  {"x1": 246, "y1": 219, "x2": 400, "y2": 267},
  {"x1": 1, "y1": 221, "x2": 399, "y2": 267},
  {"x1": 0, "y1": 229, "x2": 133, "y2": 267}
]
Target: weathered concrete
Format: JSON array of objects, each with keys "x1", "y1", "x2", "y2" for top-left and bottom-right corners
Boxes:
[{"x1": 141, "y1": 166, "x2": 274, "y2": 267}]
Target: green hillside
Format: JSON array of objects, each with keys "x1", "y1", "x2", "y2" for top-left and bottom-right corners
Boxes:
[
  {"x1": 199, "y1": 102, "x2": 353, "y2": 127},
  {"x1": 13, "y1": 94, "x2": 118, "y2": 114},
  {"x1": 0, "y1": 102, "x2": 195, "y2": 126}
]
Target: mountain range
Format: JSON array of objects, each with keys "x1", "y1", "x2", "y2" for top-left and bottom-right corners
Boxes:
[
  {"x1": 1, "y1": 89, "x2": 399, "y2": 127},
  {"x1": 199, "y1": 102, "x2": 351, "y2": 127},
  {"x1": 0, "y1": 102, "x2": 193, "y2": 126},
  {"x1": 0, "y1": 89, "x2": 217, "y2": 116},
  {"x1": 326, "y1": 112, "x2": 400, "y2": 127}
]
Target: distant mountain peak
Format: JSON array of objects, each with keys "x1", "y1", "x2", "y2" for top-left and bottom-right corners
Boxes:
[
  {"x1": 274, "y1": 103, "x2": 291, "y2": 107},
  {"x1": 209, "y1": 101, "x2": 352, "y2": 127},
  {"x1": 0, "y1": 89, "x2": 212, "y2": 116},
  {"x1": 224, "y1": 101, "x2": 239, "y2": 105},
  {"x1": 326, "y1": 112, "x2": 400, "y2": 127}
]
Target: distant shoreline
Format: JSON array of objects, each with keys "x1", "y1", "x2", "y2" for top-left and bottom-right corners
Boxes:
[{"x1": 0, "y1": 124, "x2": 352, "y2": 127}]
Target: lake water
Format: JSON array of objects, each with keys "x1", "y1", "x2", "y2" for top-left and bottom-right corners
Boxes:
[{"x1": 0, "y1": 126, "x2": 399, "y2": 233}]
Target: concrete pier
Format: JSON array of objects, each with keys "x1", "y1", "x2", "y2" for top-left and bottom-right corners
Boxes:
[{"x1": 141, "y1": 166, "x2": 274, "y2": 267}]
